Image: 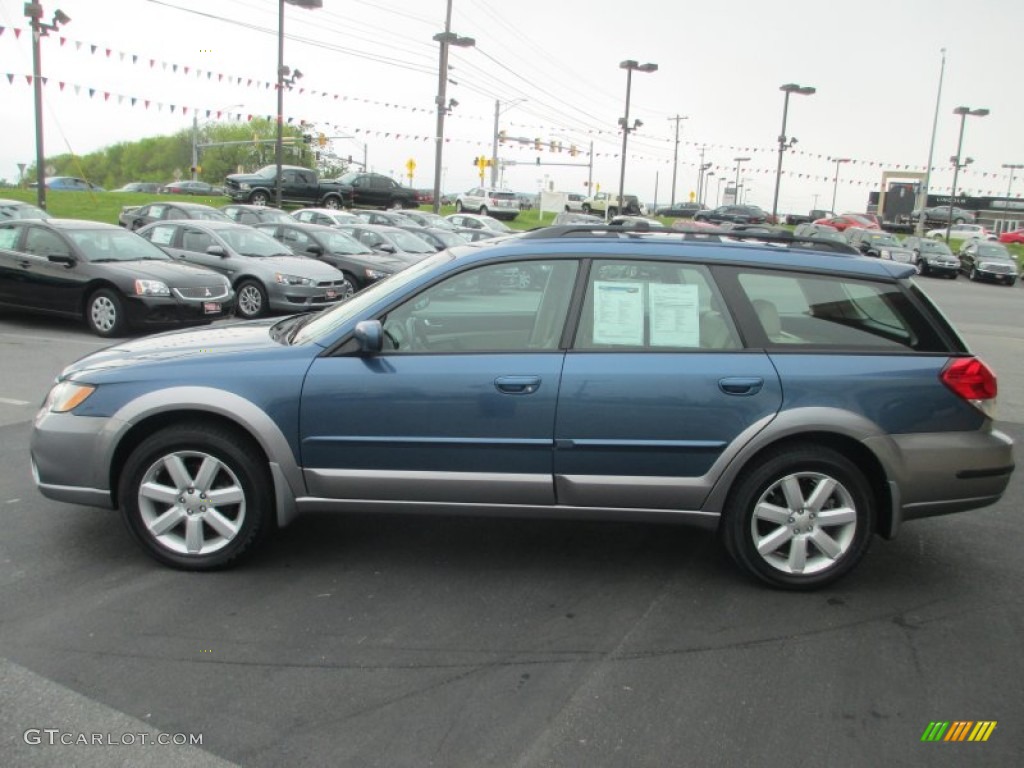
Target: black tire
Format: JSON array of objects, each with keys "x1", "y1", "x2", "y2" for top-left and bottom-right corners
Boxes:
[
  {"x1": 564, "y1": 205, "x2": 571, "y2": 212},
  {"x1": 236, "y1": 279, "x2": 268, "y2": 319},
  {"x1": 480, "y1": 206, "x2": 489, "y2": 217},
  {"x1": 582, "y1": 204, "x2": 591, "y2": 214},
  {"x1": 721, "y1": 444, "x2": 875, "y2": 590},
  {"x1": 455, "y1": 200, "x2": 464, "y2": 213},
  {"x1": 915, "y1": 259, "x2": 927, "y2": 276},
  {"x1": 969, "y1": 267, "x2": 978, "y2": 282},
  {"x1": 323, "y1": 196, "x2": 342, "y2": 210},
  {"x1": 608, "y1": 207, "x2": 618, "y2": 218},
  {"x1": 249, "y1": 190, "x2": 269, "y2": 206},
  {"x1": 340, "y1": 271, "x2": 359, "y2": 294},
  {"x1": 954, "y1": 217, "x2": 965, "y2": 225},
  {"x1": 85, "y1": 288, "x2": 128, "y2": 337},
  {"x1": 118, "y1": 421, "x2": 273, "y2": 570}
]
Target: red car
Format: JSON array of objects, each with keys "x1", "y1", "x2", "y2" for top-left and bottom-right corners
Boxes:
[
  {"x1": 813, "y1": 213, "x2": 880, "y2": 231},
  {"x1": 998, "y1": 229, "x2": 1024, "y2": 245}
]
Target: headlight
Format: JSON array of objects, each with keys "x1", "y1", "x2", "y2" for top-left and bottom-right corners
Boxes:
[
  {"x1": 364, "y1": 268, "x2": 390, "y2": 280},
  {"x1": 134, "y1": 279, "x2": 170, "y2": 296},
  {"x1": 240, "y1": 183, "x2": 251, "y2": 190},
  {"x1": 43, "y1": 380, "x2": 95, "y2": 413},
  {"x1": 275, "y1": 273, "x2": 314, "y2": 286}
]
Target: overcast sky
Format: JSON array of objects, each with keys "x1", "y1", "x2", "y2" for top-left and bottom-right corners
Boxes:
[{"x1": 1, "y1": 0, "x2": 1022, "y2": 213}]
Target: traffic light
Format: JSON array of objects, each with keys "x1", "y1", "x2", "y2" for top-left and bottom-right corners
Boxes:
[
  {"x1": 302, "y1": 134, "x2": 312, "y2": 145},
  {"x1": 534, "y1": 138, "x2": 542, "y2": 151},
  {"x1": 318, "y1": 133, "x2": 327, "y2": 147},
  {"x1": 498, "y1": 130, "x2": 507, "y2": 143}
]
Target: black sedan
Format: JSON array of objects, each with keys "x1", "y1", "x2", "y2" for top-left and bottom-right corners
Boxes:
[
  {"x1": 692, "y1": 205, "x2": 768, "y2": 225},
  {"x1": 0, "y1": 198, "x2": 51, "y2": 220},
  {"x1": 220, "y1": 204, "x2": 295, "y2": 226},
  {"x1": 393, "y1": 225, "x2": 470, "y2": 252},
  {"x1": 160, "y1": 180, "x2": 225, "y2": 196},
  {"x1": 257, "y1": 222, "x2": 412, "y2": 290},
  {"x1": 119, "y1": 202, "x2": 232, "y2": 231},
  {"x1": 0, "y1": 219, "x2": 234, "y2": 336}
]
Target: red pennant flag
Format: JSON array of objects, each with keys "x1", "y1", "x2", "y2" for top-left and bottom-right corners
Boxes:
[
  {"x1": 150, "y1": 59, "x2": 155, "y2": 68},
  {"x1": 59, "y1": 81, "x2": 65, "y2": 90},
  {"x1": 0, "y1": 27, "x2": 5, "y2": 37},
  {"x1": 183, "y1": 107, "x2": 188, "y2": 115},
  {"x1": 104, "y1": 92, "x2": 110, "y2": 101},
  {"x1": 145, "y1": 100, "x2": 150, "y2": 109},
  {"x1": 25, "y1": 75, "x2": 32, "y2": 85},
  {"x1": 218, "y1": 73, "x2": 223, "y2": 82},
  {"x1": 60, "y1": 36, "x2": 66, "y2": 46},
  {"x1": 106, "y1": 48, "x2": 111, "y2": 57},
  {"x1": 14, "y1": 28, "x2": 22, "y2": 39},
  {"x1": 184, "y1": 66, "x2": 190, "y2": 75}
]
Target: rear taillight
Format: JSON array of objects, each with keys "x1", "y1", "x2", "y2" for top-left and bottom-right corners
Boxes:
[{"x1": 941, "y1": 357, "x2": 997, "y2": 417}]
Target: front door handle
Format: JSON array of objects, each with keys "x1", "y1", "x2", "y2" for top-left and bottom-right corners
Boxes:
[
  {"x1": 719, "y1": 377, "x2": 764, "y2": 396},
  {"x1": 494, "y1": 375, "x2": 541, "y2": 395}
]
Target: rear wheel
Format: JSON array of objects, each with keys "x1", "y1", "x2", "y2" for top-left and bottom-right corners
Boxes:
[
  {"x1": 455, "y1": 200, "x2": 464, "y2": 212},
  {"x1": 118, "y1": 422, "x2": 272, "y2": 570},
  {"x1": 721, "y1": 444, "x2": 875, "y2": 590},
  {"x1": 85, "y1": 288, "x2": 127, "y2": 337},
  {"x1": 582, "y1": 204, "x2": 591, "y2": 214},
  {"x1": 323, "y1": 196, "x2": 342, "y2": 210},
  {"x1": 480, "y1": 206, "x2": 489, "y2": 216},
  {"x1": 340, "y1": 271, "x2": 360, "y2": 293},
  {"x1": 970, "y1": 267, "x2": 978, "y2": 281}
]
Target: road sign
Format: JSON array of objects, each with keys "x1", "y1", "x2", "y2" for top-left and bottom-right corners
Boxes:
[{"x1": 406, "y1": 158, "x2": 416, "y2": 173}]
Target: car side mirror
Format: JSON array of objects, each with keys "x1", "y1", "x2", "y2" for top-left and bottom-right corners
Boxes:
[
  {"x1": 378, "y1": 243, "x2": 396, "y2": 253},
  {"x1": 47, "y1": 254, "x2": 75, "y2": 267},
  {"x1": 306, "y1": 244, "x2": 324, "y2": 256},
  {"x1": 354, "y1": 319, "x2": 383, "y2": 354},
  {"x1": 206, "y1": 245, "x2": 227, "y2": 257}
]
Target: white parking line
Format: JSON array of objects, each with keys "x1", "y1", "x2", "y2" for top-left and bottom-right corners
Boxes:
[{"x1": 0, "y1": 397, "x2": 31, "y2": 406}]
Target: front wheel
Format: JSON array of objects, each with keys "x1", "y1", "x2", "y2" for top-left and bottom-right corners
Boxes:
[
  {"x1": 86, "y1": 288, "x2": 128, "y2": 337},
  {"x1": 970, "y1": 267, "x2": 978, "y2": 281},
  {"x1": 954, "y1": 217, "x2": 965, "y2": 225},
  {"x1": 721, "y1": 444, "x2": 875, "y2": 590},
  {"x1": 582, "y1": 204, "x2": 591, "y2": 214},
  {"x1": 455, "y1": 200, "x2": 464, "y2": 212},
  {"x1": 479, "y1": 206, "x2": 489, "y2": 217},
  {"x1": 248, "y1": 190, "x2": 269, "y2": 206},
  {"x1": 236, "y1": 279, "x2": 268, "y2": 319},
  {"x1": 118, "y1": 422, "x2": 273, "y2": 570},
  {"x1": 323, "y1": 196, "x2": 342, "y2": 210},
  {"x1": 914, "y1": 259, "x2": 926, "y2": 276}
]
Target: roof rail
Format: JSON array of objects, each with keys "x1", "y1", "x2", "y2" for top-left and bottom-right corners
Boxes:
[{"x1": 519, "y1": 224, "x2": 860, "y2": 255}]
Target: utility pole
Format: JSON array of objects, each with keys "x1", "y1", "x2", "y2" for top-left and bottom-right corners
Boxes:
[
  {"x1": 491, "y1": 100, "x2": 500, "y2": 188},
  {"x1": 667, "y1": 115, "x2": 687, "y2": 207}
]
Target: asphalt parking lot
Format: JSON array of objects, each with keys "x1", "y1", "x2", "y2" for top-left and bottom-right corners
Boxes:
[{"x1": 1, "y1": 275, "x2": 1021, "y2": 767}]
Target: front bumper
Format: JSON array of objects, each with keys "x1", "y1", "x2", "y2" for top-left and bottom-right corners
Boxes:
[
  {"x1": 267, "y1": 281, "x2": 347, "y2": 313},
  {"x1": 31, "y1": 410, "x2": 120, "y2": 509},
  {"x1": 972, "y1": 265, "x2": 1018, "y2": 283},
  {"x1": 123, "y1": 294, "x2": 234, "y2": 328}
]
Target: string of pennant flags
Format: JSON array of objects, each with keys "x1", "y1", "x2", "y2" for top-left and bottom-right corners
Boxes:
[{"x1": 1, "y1": 25, "x2": 1018, "y2": 193}]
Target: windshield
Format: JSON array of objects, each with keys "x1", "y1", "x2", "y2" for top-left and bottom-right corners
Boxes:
[
  {"x1": 0, "y1": 203, "x2": 51, "y2": 220},
  {"x1": 390, "y1": 231, "x2": 437, "y2": 253},
  {"x1": 867, "y1": 234, "x2": 901, "y2": 246},
  {"x1": 249, "y1": 166, "x2": 280, "y2": 179},
  {"x1": 480, "y1": 217, "x2": 512, "y2": 232},
  {"x1": 919, "y1": 240, "x2": 951, "y2": 254},
  {"x1": 193, "y1": 210, "x2": 232, "y2": 221},
  {"x1": 66, "y1": 229, "x2": 171, "y2": 262},
  {"x1": 218, "y1": 228, "x2": 291, "y2": 257},
  {"x1": 324, "y1": 231, "x2": 373, "y2": 254},
  {"x1": 433, "y1": 230, "x2": 469, "y2": 247},
  {"x1": 293, "y1": 252, "x2": 451, "y2": 345},
  {"x1": 977, "y1": 245, "x2": 1012, "y2": 260}
]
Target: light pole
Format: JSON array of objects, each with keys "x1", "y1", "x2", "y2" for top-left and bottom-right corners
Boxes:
[
  {"x1": 830, "y1": 157, "x2": 850, "y2": 212},
  {"x1": 696, "y1": 161, "x2": 712, "y2": 206},
  {"x1": 732, "y1": 156, "x2": 750, "y2": 205},
  {"x1": 275, "y1": 0, "x2": 320, "y2": 208},
  {"x1": 491, "y1": 98, "x2": 526, "y2": 188},
  {"x1": 1003, "y1": 163, "x2": 1024, "y2": 199},
  {"x1": 771, "y1": 82, "x2": 815, "y2": 221},
  {"x1": 24, "y1": 2, "x2": 70, "y2": 210},
  {"x1": 617, "y1": 59, "x2": 658, "y2": 217},
  {"x1": 432, "y1": 0, "x2": 475, "y2": 213},
  {"x1": 667, "y1": 114, "x2": 688, "y2": 207},
  {"x1": 916, "y1": 48, "x2": 946, "y2": 235},
  {"x1": 945, "y1": 106, "x2": 989, "y2": 241},
  {"x1": 702, "y1": 171, "x2": 715, "y2": 207},
  {"x1": 715, "y1": 176, "x2": 727, "y2": 207}
]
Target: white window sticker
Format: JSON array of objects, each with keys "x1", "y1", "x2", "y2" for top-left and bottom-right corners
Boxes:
[
  {"x1": 593, "y1": 282, "x2": 644, "y2": 345},
  {"x1": 149, "y1": 226, "x2": 174, "y2": 246},
  {"x1": 650, "y1": 283, "x2": 700, "y2": 347}
]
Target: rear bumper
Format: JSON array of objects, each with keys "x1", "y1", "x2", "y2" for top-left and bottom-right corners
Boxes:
[{"x1": 869, "y1": 428, "x2": 1014, "y2": 536}]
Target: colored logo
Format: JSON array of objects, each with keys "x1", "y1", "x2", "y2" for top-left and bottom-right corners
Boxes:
[{"x1": 921, "y1": 721, "x2": 997, "y2": 742}]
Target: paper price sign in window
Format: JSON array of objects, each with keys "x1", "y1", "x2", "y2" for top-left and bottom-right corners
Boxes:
[
  {"x1": 593, "y1": 282, "x2": 644, "y2": 345},
  {"x1": 650, "y1": 283, "x2": 700, "y2": 347}
]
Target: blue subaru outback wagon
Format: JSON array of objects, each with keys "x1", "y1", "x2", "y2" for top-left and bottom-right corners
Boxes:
[{"x1": 31, "y1": 225, "x2": 1014, "y2": 589}]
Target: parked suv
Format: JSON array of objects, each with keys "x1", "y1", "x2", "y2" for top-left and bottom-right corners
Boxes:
[
  {"x1": 581, "y1": 191, "x2": 644, "y2": 217},
  {"x1": 30, "y1": 225, "x2": 1013, "y2": 589},
  {"x1": 845, "y1": 228, "x2": 914, "y2": 263},
  {"x1": 455, "y1": 188, "x2": 521, "y2": 221},
  {"x1": 958, "y1": 240, "x2": 1019, "y2": 285},
  {"x1": 902, "y1": 236, "x2": 959, "y2": 278},
  {"x1": 693, "y1": 205, "x2": 768, "y2": 225}
]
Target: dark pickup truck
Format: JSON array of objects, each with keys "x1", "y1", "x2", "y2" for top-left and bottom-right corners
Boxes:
[
  {"x1": 224, "y1": 165, "x2": 353, "y2": 208},
  {"x1": 785, "y1": 208, "x2": 835, "y2": 226}
]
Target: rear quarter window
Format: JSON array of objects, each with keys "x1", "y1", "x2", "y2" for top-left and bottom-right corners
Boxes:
[{"x1": 734, "y1": 269, "x2": 948, "y2": 351}]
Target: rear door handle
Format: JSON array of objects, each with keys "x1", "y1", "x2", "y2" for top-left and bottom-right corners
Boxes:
[
  {"x1": 719, "y1": 377, "x2": 764, "y2": 396},
  {"x1": 495, "y1": 375, "x2": 541, "y2": 395}
]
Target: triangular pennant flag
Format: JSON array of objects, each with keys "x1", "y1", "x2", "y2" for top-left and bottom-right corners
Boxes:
[
  {"x1": 172, "y1": 64, "x2": 178, "y2": 73},
  {"x1": 117, "y1": 95, "x2": 124, "y2": 104},
  {"x1": 105, "y1": 48, "x2": 111, "y2": 57},
  {"x1": 145, "y1": 99, "x2": 150, "y2": 109},
  {"x1": 75, "y1": 41, "x2": 82, "y2": 50},
  {"x1": 0, "y1": 26, "x2": 5, "y2": 37},
  {"x1": 90, "y1": 45, "x2": 97, "y2": 54},
  {"x1": 131, "y1": 97, "x2": 136, "y2": 106},
  {"x1": 205, "y1": 110, "x2": 211, "y2": 118},
  {"x1": 218, "y1": 73, "x2": 223, "y2": 82},
  {"x1": 74, "y1": 84, "x2": 80, "y2": 95},
  {"x1": 170, "y1": 104, "x2": 176, "y2": 112},
  {"x1": 5, "y1": 74, "x2": 13, "y2": 85},
  {"x1": 183, "y1": 107, "x2": 188, "y2": 115},
  {"x1": 150, "y1": 59, "x2": 155, "y2": 68},
  {"x1": 60, "y1": 36, "x2": 67, "y2": 46},
  {"x1": 14, "y1": 28, "x2": 22, "y2": 39},
  {"x1": 88, "y1": 88, "x2": 95, "y2": 97},
  {"x1": 132, "y1": 54, "x2": 137, "y2": 64},
  {"x1": 59, "y1": 81, "x2": 66, "y2": 90},
  {"x1": 184, "y1": 66, "x2": 189, "y2": 75},
  {"x1": 104, "y1": 91, "x2": 110, "y2": 101},
  {"x1": 41, "y1": 76, "x2": 47, "y2": 86},
  {"x1": 25, "y1": 75, "x2": 32, "y2": 85}
]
